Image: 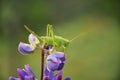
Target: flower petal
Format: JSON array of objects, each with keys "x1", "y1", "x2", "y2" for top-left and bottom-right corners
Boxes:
[
  {"x1": 46, "y1": 55, "x2": 59, "y2": 71},
  {"x1": 44, "y1": 67, "x2": 54, "y2": 80},
  {"x1": 24, "y1": 64, "x2": 35, "y2": 78},
  {"x1": 46, "y1": 52, "x2": 65, "y2": 71},
  {"x1": 44, "y1": 66, "x2": 49, "y2": 76},
  {"x1": 53, "y1": 52, "x2": 65, "y2": 58},
  {"x1": 55, "y1": 71, "x2": 62, "y2": 80},
  {"x1": 57, "y1": 63, "x2": 64, "y2": 71},
  {"x1": 9, "y1": 76, "x2": 19, "y2": 80},
  {"x1": 17, "y1": 68, "x2": 27, "y2": 80},
  {"x1": 28, "y1": 33, "x2": 40, "y2": 45},
  {"x1": 18, "y1": 42, "x2": 35, "y2": 55},
  {"x1": 43, "y1": 76, "x2": 49, "y2": 80},
  {"x1": 64, "y1": 77, "x2": 71, "y2": 80}
]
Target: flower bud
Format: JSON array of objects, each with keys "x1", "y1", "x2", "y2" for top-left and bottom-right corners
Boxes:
[
  {"x1": 55, "y1": 71, "x2": 71, "y2": 80},
  {"x1": 18, "y1": 42, "x2": 35, "y2": 55},
  {"x1": 55, "y1": 71, "x2": 62, "y2": 80},
  {"x1": 28, "y1": 33, "x2": 40, "y2": 45},
  {"x1": 44, "y1": 45, "x2": 53, "y2": 50},
  {"x1": 43, "y1": 76, "x2": 49, "y2": 80},
  {"x1": 64, "y1": 77, "x2": 71, "y2": 80},
  {"x1": 46, "y1": 52, "x2": 65, "y2": 71}
]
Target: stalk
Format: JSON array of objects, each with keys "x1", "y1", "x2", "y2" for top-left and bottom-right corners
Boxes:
[{"x1": 41, "y1": 48, "x2": 44, "y2": 80}]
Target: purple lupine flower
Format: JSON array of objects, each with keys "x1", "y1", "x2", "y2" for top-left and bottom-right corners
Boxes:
[
  {"x1": 46, "y1": 52, "x2": 65, "y2": 71},
  {"x1": 55, "y1": 71, "x2": 71, "y2": 80},
  {"x1": 44, "y1": 67, "x2": 71, "y2": 80},
  {"x1": 18, "y1": 42, "x2": 35, "y2": 55},
  {"x1": 28, "y1": 33, "x2": 40, "y2": 45},
  {"x1": 44, "y1": 52, "x2": 71, "y2": 80},
  {"x1": 18, "y1": 34, "x2": 40, "y2": 55},
  {"x1": 9, "y1": 64, "x2": 36, "y2": 80}
]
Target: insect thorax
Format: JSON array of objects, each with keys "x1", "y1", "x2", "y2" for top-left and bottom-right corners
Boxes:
[{"x1": 40, "y1": 36, "x2": 53, "y2": 45}]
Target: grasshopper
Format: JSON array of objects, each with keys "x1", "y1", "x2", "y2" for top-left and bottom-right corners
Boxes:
[{"x1": 24, "y1": 24, "x2": 70, "y2": 51}]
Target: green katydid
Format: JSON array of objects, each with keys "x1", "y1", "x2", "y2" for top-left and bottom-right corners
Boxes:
[
  {"x1": 24, "y1": 24, "x2": 84, "y2": 51},
  {"x1": 41, "y1": 24, "x2": 70, "y2": 50}
]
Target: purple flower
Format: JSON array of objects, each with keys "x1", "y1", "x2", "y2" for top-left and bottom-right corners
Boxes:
[
  {"x1": 44, "y1": 52, "x2": 71, "y2": 80},
  {"x1": 9, "y1": 64, "x2": 36, "y2": 80},
  {"x1": 55, "y1": 71, "x2": 71, "y2": 80},
  {"x1": 44, "y1": 68, "x2": 71, "y2": 80},
  {"x1": 18, "y1": 33, "x2": 39, "y2": 55},
  {"x1": 18, "y1": 42, "x2": 35, "y2": 55},
  {"x1": 46, "y1": 52, "x2": 65, "y2": 71}
]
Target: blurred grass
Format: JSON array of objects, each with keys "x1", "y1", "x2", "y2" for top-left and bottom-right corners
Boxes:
[{"x1": 62, "y1": 16, "x2": 120, "y2": 80}]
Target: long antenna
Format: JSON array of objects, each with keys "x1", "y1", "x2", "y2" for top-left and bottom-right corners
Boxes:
[
  {"x1": 24, "y1": 25, "x2": 41, "y2": 39},
  {"x1": 70, "y1": 27, "x2": 96, "y2": 42},
  {"x1": 70, "y1": 32, "x2": 86, "y2": 42}
]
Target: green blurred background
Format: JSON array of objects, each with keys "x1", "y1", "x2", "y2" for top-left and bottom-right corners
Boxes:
[{"x1": 0, "y1": 0, "x2": 120, "y2": 80}]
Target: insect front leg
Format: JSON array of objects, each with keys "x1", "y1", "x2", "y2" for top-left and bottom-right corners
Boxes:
[{"x1": 61, "y1": 45, "x2": 66, "y2": 52}]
